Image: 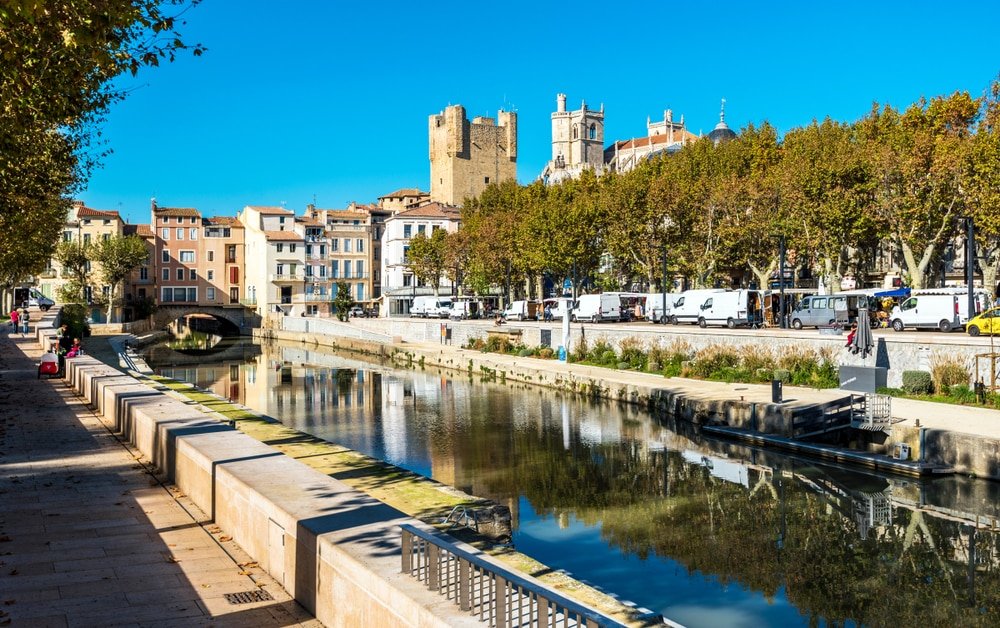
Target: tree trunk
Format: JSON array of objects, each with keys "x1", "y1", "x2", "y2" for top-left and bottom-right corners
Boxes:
[
  {"x1": 899, "y1": 241, "x2": 936, "y2": 290},
  {"x1": 748, "y1": 259, "x2": 776, "y2": 291},
  {"x1": 978, "y1": 244, "x2": 1000, "y2": 297}
]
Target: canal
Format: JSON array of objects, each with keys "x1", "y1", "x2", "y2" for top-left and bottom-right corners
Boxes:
[{"x1": 150, "y1": 338, "x2": 1000, "y2": 627}]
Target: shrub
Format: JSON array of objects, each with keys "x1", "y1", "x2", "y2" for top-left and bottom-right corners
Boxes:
[
  {"x1": 517, "y1": 348, "x2": 534, "y2": 357},
  {"x1": 571, "y1": 334, "x2": 589, "y2": 363},
  {"x1": 948, "y1": 385, "x2": 977, "y2": 404},
  {"x1": 901, "y1": 370, "x2": 933, "y2": 395},
  {"x1": 738, "y1": 345, "x2": 775, "y2": 373},
  {"x1": 60, "y1": 304, "x2": 90, "y2": 339},
  {"x1": 587, "y1": 339, "x2": 614, "y2": 364},
  {"x1": 539, "y1": 347, "x2": 554, "y2": 359},
  {"x1": 616, "y1": 361, "x2": 631, "y2": 370},
  {"x1": 773, "y1": 368, "x2": 791, "y2": 383},
  {"x1": 754, "y1": 367, "x2": 773, "y2": 381},
  {"x1": 600, "y1": 350, "x2": 618, "y2": 365},
  {"x1": 688, "y1": 344, "x2": 740, "y2": 378},
  {"x1": 930, "y1": 354, "x2": 970, "y2": 394},
  {"x1": 618, "y1": 336, "x2": 648, "y2": 370}
]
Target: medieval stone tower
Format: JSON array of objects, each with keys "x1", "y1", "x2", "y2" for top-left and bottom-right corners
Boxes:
[
  {"x1": 428, "y1": 104, "x2": 517, "y2": 206},
  {"x1": 540, "y1": 94, "x2": 605, "y2": 184}
]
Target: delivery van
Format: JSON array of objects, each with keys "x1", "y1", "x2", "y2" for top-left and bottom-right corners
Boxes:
[
  {"x1": 644, "y1": 292, "x2": 675, "y2": 324},
  {"x1": 698, "y1": 289, "x2": 762, "y2": 328},
  {"x1": 572, "y1": 293, "x2": 621, "y2": 323},
  {"x1": 503, "y1": 300, "x2": 539, "y2": 321},
  {"x1": 670, "y1": 289, "x2": 725, "y2": 325},
  {"x1": 14, "y1": 287, "x2": 55, "y2": 311},
  {"x1": 790, "y1": 293, "x2": 870, "y2": 329},
  {"x1": 890, "y1": 289, "x2": 987, "y2": 332},
  {"x1": 411, "y1": 296, "x2": 452, "y2": 318}
]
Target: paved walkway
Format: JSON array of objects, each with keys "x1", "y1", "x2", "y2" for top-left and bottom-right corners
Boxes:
[{"x1": 0, "y1": 325, "x2": 319, "y2": 627}]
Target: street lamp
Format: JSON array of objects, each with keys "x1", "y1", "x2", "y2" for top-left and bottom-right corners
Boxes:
[
  {"x1": 964, "y1": 216, "x2": 976, "y2": 318},
  {"x1": 772, "y1": 234, "x2": 787, "y2": 329}
]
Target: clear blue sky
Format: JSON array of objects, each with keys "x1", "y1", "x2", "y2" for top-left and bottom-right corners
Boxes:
[{"x1": 81, "y1": 0, "x2": 1000, "y2": 225}]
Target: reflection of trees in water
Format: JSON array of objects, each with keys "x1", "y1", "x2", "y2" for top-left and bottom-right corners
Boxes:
[{"x1": 454, "y1": 410, "x2": 1000, "y2": 625}]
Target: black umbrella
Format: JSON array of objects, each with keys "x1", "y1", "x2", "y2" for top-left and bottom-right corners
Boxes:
[{"x1": 851, "y1": 307, "x2": 874, "y2": 361}]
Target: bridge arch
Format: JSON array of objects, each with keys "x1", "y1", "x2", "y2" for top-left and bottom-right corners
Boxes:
[{"x1": 154, "y1": 306, "x2": 259, "y2": 335}]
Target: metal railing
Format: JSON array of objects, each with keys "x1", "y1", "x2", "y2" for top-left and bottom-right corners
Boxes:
[{"x1": 400, "y1": 524, "x2": 624, "y2": 628}]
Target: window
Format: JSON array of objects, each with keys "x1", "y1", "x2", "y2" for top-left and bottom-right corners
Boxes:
[
  {"x1": 179, "y1": 251, "x2": 195, "y2": 263},
  {"x1": 190, "y1": 217, "x2": 197, "y2": 224},
  {"x1": 102, "y1": 233, "x2": 110, "y2": 241},
  {"x1": 62, "y1": 231, "x2": 73, "y2": 242},
  {"x1": 275, "y1": 263, "x2": 284, "y2": 276},
  {"x1": 207, "y1": 250, "x2": 214, "y2": 262},
  {"x1": 227, "y1": 245, "x2": 236, "y2": 262},
  {"x1": 176, "y1": 217, "x2": 183, "y2": 224},
  {"x1": 207, "y1": 287, "x2": 215, "y2": 301},
  {"x1": 162, "y1": 250, "x2": 170, "y2": 262},
  {"x1": 82, "y1": 219, "x2": 91, "y2": 225},
  {"x1": 83, "y1": 233, "x2": 91, "y2": 244},
  {"x1": 589, "y1": 123, "x2": 596, "y2": 139},
  {"x1": 161, "y1": 216, "x2": 169, "y2": 223},
  {"x1": 176, "y1": 228, "x2": 184, "y2": 240},
  {"x1": 207, "y1": 270, "x2": 214, "y2": 281},
  {"x1": 356, "y1": 283, "x2": 365, "y2": 301},
  {"x1": 403, "y1": 274, "x2": 412, "y2": 287},
  {"x1": 289, "y1": 243, "x2": 296, "y2": 253},
  {"x1": 813, "y1": 298, "x2": 828, "y2": 309},
  {"x1": 319, "y1": 264, "x2": 327, "y2": 277},
  {"x1": 190, "y1": 228, "x2": 198, "y2": 240},
  {"x1": 343, "y1": 260, "x2": 352, "y2": 278},
  {"x1": 176, "y1": 268, "x2": 184, "y2": 281},
  {"x1": 319, "y1": 245, "x2": 326, "y2": 256},
  {"x1": 279, "y1": 216, "x2": 286, "y2": 224},
  {"x1": 357, "y1": 239, "x2": 364, "y2": 253},
  {"x1": 229, "y1": 266, "x2": 239, "y2": 284},
  {"x1": 276, "y1": 243, "x2": 283, "y2": 252},
  {"x1": 305, "y1": 265, "x2": 313, "y2": 277},
  {"x1": 162, "y1": 268, "x2": 170, "y2": 280},
  {"x1": 403, "y1": 224, "x2": 412, "y2": 238},
  {"x1": 306, "y1": 244, "x2": 312, "y2": 256},
  {"x1": 417, "y1": 225, "x2": 425, "y2": 235},
  {"x1": 572, "y1": 126, "x2": 578, "y2": 139},
  {"x1": 902, "y1": 298, "x2": 918, "y2": 311},
  {"x1": 161, "y1": 228, "x2": 170, "y2": 240},
  {"x1": 343, "y1": 239, "x2": 351, "y2": 253},
  {"x1": 356, "y1": 260, "x2": 364, "y2": 277},
  {"x1": 140, "y1": 267, "x2": 148, "y2": 280},
  {"x1": 230, "y1": 287, "x2": 239, "y2": 304},
  {"x1": 330, "y1": 239, "x2": 339, "y2": 252},
  {"x1": 484, "y1": 177, "x2": 490, "y2": 184},
  {"x1": 431, "y1": 225, "x2": 439, "y2": 233},
  {"x1": 190, "y1": 269, "x2": 197, "y2": 281},
  {"x1": 330, "y1": 261, "x2": 339, "y2": 278}
]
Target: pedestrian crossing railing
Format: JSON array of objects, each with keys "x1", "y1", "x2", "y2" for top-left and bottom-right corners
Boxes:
[{"x1": 400, "y1": 524, "x2": 626, "y2": 628}]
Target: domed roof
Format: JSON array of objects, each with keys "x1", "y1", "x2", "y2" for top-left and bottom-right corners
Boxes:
[{"x1": 708, "y1": 98, "x2": 737, "y2": 145}]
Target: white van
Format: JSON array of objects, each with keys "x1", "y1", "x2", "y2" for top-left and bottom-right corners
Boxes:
[
  {"x1": 502, "y1": 300, "x2": 539, "y2": 321},
  {"x1": 541, "y1": 298, "x2": 570, "y2": 321},
  {"x1": 449, "y1": 299, "x2": 481, "y2": 320},
  {"x1": 644, "y1": 292, "x2": 675, "y2": 324},
  {"x1": 889, "y1": 289, "x2": 988, "y2": 332},
  {"x1": 572, "y1": 293, "x2": 621, "y2": 323},
  {"x1": 411, "y1": 296, "x2": 451, "y2": 318},
  {"x1": 15, "y1": 288, "x2": 55, "y2": 312},
  {"x1": 670, "y1": 289, "x2": 726, "y2": 325},
  {"x1": 698, "y1": 289, "x2": 761, "y2": 328}
]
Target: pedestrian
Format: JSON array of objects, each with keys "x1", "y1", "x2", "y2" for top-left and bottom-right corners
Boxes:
[
  {"x1": 20, "y1": 308, "x2": 30, "y2": 335},
  {"x1": 845, "y1": 322, "x2": 858, "y2": 350},
  {"x1": 9, "y1": 307, "x2": 19, "y2": 332}
]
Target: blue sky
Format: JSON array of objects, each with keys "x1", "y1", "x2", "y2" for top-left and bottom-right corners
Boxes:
[{"x1": 81, "y1": 0, "x2": 1000, "y2": 225}]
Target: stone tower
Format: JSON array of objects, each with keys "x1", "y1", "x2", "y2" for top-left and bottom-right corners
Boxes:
[
  {"x1": 541, "y1": 94, "x2": 605, "y2": 184},
  {"x1": 428, "y1": 104, "x2": 517, "y2": 206}
]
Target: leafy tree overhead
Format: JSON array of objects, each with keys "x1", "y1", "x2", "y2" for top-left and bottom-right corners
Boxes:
[
  {"x1": 53, "y1": 240, "x2": 91, "y2": 304},
  {"x1": 0, "y1": 1, "x2": 203, "y2": 290},
  {"x1": 91, "y1": 235, "x2": 149, "y2": 322},
  {"x1": 406, "y1": 228, "x2": 449, "y2": 295}
]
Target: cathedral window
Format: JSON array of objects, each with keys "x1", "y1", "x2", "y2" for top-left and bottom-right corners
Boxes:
[
  {"x1": 572, "y1": 126, "x2": 578, "y2": 139},
  {"x1": 589, "y1": 124, "x2": 596, "y2": 140}
]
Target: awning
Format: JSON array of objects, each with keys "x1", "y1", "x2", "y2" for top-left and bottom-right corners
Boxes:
[{"x1": 874, "y1": 287, "x2": 911, "y2": 299}]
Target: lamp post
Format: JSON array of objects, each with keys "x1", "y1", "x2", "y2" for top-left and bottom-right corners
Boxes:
[
  {"x1": 661, "y1": 245, "x2": 668, "y2": 324},
  {"x1": 966, "y1": 216, "x2": 976, "y2": 318},
  {"x1": 774, "y1": 234, "x2": 787, "y2": 329}
]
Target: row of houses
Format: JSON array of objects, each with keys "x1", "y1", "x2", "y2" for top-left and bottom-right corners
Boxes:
[{"x1": 38, "y1": 190, "x2": 462, "y2": 321}]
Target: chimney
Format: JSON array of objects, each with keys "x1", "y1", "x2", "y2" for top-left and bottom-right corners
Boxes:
[{"x1": 150, "y1": 197, "x2": 157, "y2": 211}]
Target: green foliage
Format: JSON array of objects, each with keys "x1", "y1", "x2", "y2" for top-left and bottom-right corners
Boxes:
[
  {"x1": 59, "y1": 304, "x2": 90, "y2": 339},
  {"x1": 538, "y1": 347, "x2": 554, "y2": 359},
  {"x1": 901, "y1": 370, "x2": 933, "y2": 395},
  {"x1": 772, "y1": 369, "x2": 791, "y2": 383},
  {"x1": 90, "y1": 235, "x2": 149, "y2": 322},
  {"x1": 332, "y1": 281, "x2": 353, "y2": 321}
]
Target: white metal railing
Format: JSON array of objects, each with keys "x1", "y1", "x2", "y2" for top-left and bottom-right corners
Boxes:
[
  {"x1": 269, "y1": 272, "x2": 305, "y2": 282},
  {"x1": 400, "y1": 524, "x2": 624, "y2": 628}
]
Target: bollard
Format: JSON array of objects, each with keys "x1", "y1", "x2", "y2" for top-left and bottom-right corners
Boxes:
[{"x1": 771, "y1": 379, "x2": 783, "y2": 404}]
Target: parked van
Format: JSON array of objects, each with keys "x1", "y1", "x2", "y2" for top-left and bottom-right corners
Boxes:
[
  {"x1": 644, "y1": 292, "x2": 675, "y2": 324},
  {"x1": 790, "y1": 293, "x2": 870, "y2": 329},
  {"x1": 698, "y1": 290, "x2": 762, "y2": 328},
  {"x1": 572, "y1": 293, "x2": 621, "y2": 323},
  {"x1": 411, "y1": 296, "x2": 452, "y2": 318},
  {"x1": 503, "y1": 300, "x2": 539, "y2": 321},
  {"x1": 890, "y1": 289, "x2": 988, "y2": 332},
  {"x1": 14, "y1": 287, "x2": 54, "y2": 311},
  {"x1": 541, "y1": 298, "x2": 571, "y2": 321},
  {"x1": 670, "y1": 289, "x2": 725, "y2": 325},
  {"x1": 449, "y1": 299, "x2": 481, "y2": 320}
]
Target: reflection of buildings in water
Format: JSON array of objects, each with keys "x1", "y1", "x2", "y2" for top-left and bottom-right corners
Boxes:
[
  {"x1": 159, "y1": 360, "x2": 249, "y2": 406},
  {"x1": 381, "y1": 377, "x2": 411, "y2": 466},
  {"x1": 682, "y1": 450, "x2": 750, "y2": 488}
]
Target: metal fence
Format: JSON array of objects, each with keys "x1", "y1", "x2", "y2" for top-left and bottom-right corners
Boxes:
[{"x1": 400, "y1": 524, "x2": 625, "y2": 628}]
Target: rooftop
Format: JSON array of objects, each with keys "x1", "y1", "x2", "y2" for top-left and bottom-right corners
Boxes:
[
  {"x1": 247, "y1": 205, "x2": 294, "y2": 216},
  {"x1": 379, "y1": 188, "x2": 427, "y2": 199},
  {"x1": 391, "y1": 202, "x2": 461, "y2": 220},
  {"x1": 205, "y1": 216, "x2": 243, "y2": 227},
  {"x1": 263, "y1": 230, "x2": 304, "y2": 241},
  {"x1": 76, "y1": 206, "x2": 121, "y2": 220},
  {"x1": 153, "y1": 207, "x2": 201, "y2": 217}
]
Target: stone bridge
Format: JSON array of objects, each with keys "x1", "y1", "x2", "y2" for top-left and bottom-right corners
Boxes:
[{"x1": 156, "y1": 305, "x2": 260, "y2": 335}]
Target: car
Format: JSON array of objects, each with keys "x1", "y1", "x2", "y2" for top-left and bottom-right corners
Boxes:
[
  {"x1": 349, "y1": 306, "x2": 365, "y2": 317},
  {"x1": 965, "y1": 307, "x2": 1000, "y2": 336}
]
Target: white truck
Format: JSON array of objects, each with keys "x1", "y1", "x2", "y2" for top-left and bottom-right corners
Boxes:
[
  {"x1": 697, "y1": 289, "x2": 762, "y2": 328},
  {"x1": 502, "y1": 300, "x2": 539, "y2": 321},
  {"x1": 644, "y1": 292, "x2": 675, "y2": 324},
  {"x1": 572, "y1": 293, "x2": 621, "y2": 323},
  {"x1": 889, "y1": 288, "x2": 989, "y2": 332},
  {"x1": 670, "y1": 289, "x2": 725, "y2": 325},
  {"x1": 411, "y1": 296, "x2": 452, "y2": 318}
]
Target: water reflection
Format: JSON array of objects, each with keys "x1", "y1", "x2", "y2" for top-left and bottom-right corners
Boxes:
[{"x1": 153, "y1": 340, "x2": 1000, "y2": 627}]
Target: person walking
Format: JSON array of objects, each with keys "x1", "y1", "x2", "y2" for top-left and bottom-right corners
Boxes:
[
  {"x1": 10, "y1": 308, "x2": 19, "y2": 334},
  {"x1": 20, "y1": 308, "x2": 30, "y2": 336}
]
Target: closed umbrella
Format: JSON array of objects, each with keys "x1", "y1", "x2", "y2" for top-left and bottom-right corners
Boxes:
[{"x1": 851, "y1": 307, "x2": 875, "y2": 361}]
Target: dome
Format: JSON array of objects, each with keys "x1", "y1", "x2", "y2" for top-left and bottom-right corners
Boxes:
[{"x1": 708, "y1": 98, "x2": 737, "y2": 145}]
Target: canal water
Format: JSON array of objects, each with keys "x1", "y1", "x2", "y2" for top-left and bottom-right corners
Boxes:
[{"x1": 151, "y1": 339, "x2": 1000, "y2": 627}]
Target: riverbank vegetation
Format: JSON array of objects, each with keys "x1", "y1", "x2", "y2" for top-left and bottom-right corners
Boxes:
[{"x1": 465, "y1": 334, "x2": 840, "y2": 388}]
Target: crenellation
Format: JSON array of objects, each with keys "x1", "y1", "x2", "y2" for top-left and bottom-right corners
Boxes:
[{"x1": 429, "y1": 104, "x2": 517, "y2": 206}]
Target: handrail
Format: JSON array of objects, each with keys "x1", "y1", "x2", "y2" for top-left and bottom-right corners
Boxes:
[{"x1": 400, "y1": 523, "x2": 625, "y2": 628}]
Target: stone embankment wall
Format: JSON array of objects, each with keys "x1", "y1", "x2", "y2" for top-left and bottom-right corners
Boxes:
[
  {"x1": 351, "y1": 317, "x2": 999, "y2": 389},
  {"x1": 28, "y1": 317, "x2": 502, "y2": 627}
]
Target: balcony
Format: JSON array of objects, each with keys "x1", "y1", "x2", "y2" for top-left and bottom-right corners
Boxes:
[
  {"x1": 39, "y1": 269, "x2": 57, "y2": 279},
  {"x1": 269, "y1": 272, "x2": 305, "y2": 282},
  {"x1": 303, "y1": 293, "x2": 330, "y2": 302},
  {"x1": 240, "y1": 297, "x2": 258, "y2": 307},
  {"x1": 334, "y1": 273, "x2": 371, "y2": 280}
]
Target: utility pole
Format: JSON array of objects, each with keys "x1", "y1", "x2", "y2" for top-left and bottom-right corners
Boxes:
[
  {"x1": 661, "y1": 246, "x2": 668, "y2": 324},
  {"x1": 778, "y1": 234, "x2": 787, "y2": 329},
  {"x1": 966, "y1": 217, "x2": 977, "y2": 318}
]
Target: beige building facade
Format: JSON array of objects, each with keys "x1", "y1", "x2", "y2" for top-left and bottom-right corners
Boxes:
[
  {"x1": 429, "y1": 105, "x2": 517, "y2": 206},
  {"x1": 540, "y1": 94, "x2": 606, "y2": 184}
]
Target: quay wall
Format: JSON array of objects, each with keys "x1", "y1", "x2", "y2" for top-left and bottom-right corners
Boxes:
[
  {"x1": 345, "y1": 317, "x2": 1000, "y2": 389},
  {"x1": 28, "y1": 315, "x2": 502, "y2": 627}
]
